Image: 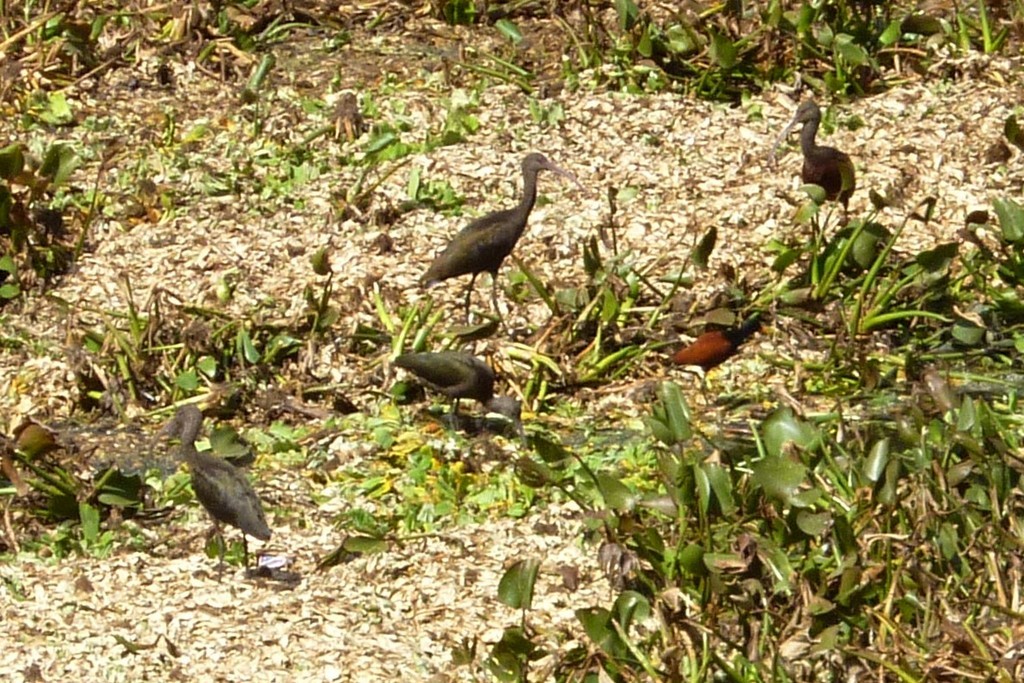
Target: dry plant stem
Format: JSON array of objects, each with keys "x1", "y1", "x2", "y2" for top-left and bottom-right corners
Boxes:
[{"x1": 2, "y1": 499, "x2": 19, "y2": 554}]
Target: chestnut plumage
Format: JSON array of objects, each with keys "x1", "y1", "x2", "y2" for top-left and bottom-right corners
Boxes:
[{"x1": 672, "y1": 316, "x2": 762, "y2": 371}]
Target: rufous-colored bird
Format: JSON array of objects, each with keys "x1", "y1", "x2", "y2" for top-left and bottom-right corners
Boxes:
[{"x1": 672, "y1": 315, "x2": 762, "y2": 372}]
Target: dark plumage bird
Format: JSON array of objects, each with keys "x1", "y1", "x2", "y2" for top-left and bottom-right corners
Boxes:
[
  {"x1": 422, "y1": 152, "x2": 583, "y2": 317},
  {"x1": 163, "y1": 405, "x2": 271, "y2": 568},
  {"x1": 672, "y1": 315, "x2": 762, "y2": 372},
  {"x1": 394, "y1": 351, "x2": 522, "y2": 432},
  {"x1": 771, "y1": 100, "x2": 855, "y2": 209}
]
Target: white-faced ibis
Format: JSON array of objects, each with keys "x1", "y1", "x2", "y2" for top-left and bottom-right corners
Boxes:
[
  {"x1": 771, "y1": 100, "x2": 855, "y2": 210},
  {"x1": 422, "y1": 152, "x2": 583, "y2": 318},
  {"x1": 672, "y1": 315, "x2": 762, "y2": 372},
  {"x1": 394, "y1": 351, "x2": 523, "y2": 432},
  {"x1": 163, "y1": 405, "x2": 271, "y2": 568}
]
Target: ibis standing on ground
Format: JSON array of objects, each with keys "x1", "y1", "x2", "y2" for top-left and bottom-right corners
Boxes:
[
  {"x1": 163, "y1": 404, "x2": 271, "y2": 570},
  {"x1": 422, "y1": 152, "x2": 583, "y2": 319},
  {"x1": 771, "y1": 100, "x2": 856, "y2": 210}
]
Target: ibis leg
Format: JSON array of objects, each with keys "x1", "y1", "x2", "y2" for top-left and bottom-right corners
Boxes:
[
  {"x1": 490, "y1": 275, "x2": 501, "y2": 319},
  {"x1": 462, "y1": 273, "x2": 478, "y2": 322}
]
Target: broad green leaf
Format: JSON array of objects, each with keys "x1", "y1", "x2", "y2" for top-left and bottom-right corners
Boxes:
[
  {"x1": 174, "y1": 370, "x2": 199, "y2": 390},
  {"x1": 196, "y1": 356, "x2": 217, "y2": 377},
  {"x1": 0, "y1": 144, "x2": 24, "y2": 180},
  {"x1": 576, "y1": 607, "x2": 627, "y2": 658},
  {"x1": 237, "y1": 328, "x2": 260, "y2": 363},
  {"x1": 614, "y1": 590, "x2": 650, "y2": 630},
  {"x1": 39, "y1": 143, "x2": 79, "y2": 187},
  {"x1": 498, "y1": 559, "x2": 541, "y2": 610},
  {"x1": 761, "y1": 407, "x2": 820, "y2": 457},
  {"x1": 796, "y1": 511, "x2": 831, "y2": 536},
  {"x1": 615, "y1": 0, "x2": 639, "y2": 31},
  {"x1": 596, "y1": 473, "x2": 636, "y2": 511},
  {"x1": 344, "y1": 535, "x2": 388, "y2": 554},
  {"x1": 863, "y1": 438, "x2": 889, "y2": 483},
  {"x1": 1005, "y1": 114, "x2": 1024, "y2": 153},
  {"x1": 709, "y1": 30, "x2": 737, "y2": 69},
  {"x1": 834, "y1": 33, "x2": 870, "y2": 65},
  {"x1": 79, "y1": 502, "x2": 100, "y2": 543},
  {"x1": 752, "y1": 455, "x2": 807, "y2": 504},
  {"x1": 704, "y1": 463, "x2": 736, "y2": 515},
  {"x1": 993, "y1": 197, "x2": 1024, "y2": 243},
  {"x1": 494, "y1": 19, "x2": 522, "y2": 44},
  {"x1": 693, "y1": 225, "x2": 717, "y2": 269}
]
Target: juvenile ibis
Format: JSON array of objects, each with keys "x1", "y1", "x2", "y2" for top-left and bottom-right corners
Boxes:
[
  {"x1": 422, "y1": 153, "x2": 583, "y2": 318},
  {"x1": 771, "y1": 100, "x2": 855, "y2": 210},
  {"x1": 163, "y1": 405, "x2": 271, "y2": 569}
]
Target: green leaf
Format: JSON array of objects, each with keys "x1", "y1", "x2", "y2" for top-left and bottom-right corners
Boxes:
[
  {"x1": 951, "y1": 319, "x2": 985, "y2": 346},
  {"x1": 834, "y1": 33, "x2": 870, "y2": 66},
  {"x1": 0, "y1": 144, "x2": 25, "y2": 180},
  {"x1": 709, "y1": 30, "x2": 737, "y2": 69},
  {"x1": 208, "y1": 426, "x2": 249, "y2": 460},
  {"x1": 79, "y1": 502, "x2": 100, "y2": 543},
  {"x1": 442, "y1": 0, "x2": 475, "y2": 25},
  {"x1": 40, "y1": 92, "x2": 74, "y2": 125},
  {"x1": 39, "y1": 143, "x2": 80, "y2": 187},
  {"x1": 1005, "y1": 114, "x2": 1024, "y2": 153},
  {"x1": 615, "y1": 0, "x2": 640, "y2": 31},
  {"x1": 692, "y1": 225, "x2": 717, "y2": 269},
  {"x1": 665, "y1": 24, "x2": 698, "y2": 54},
  {"x1": 993, "y1": 197, "x2": 1024, "y2": 243},
  {"x1": 761, "y1": 407, "x2": 820, "y2": 457},
  {"x1": 497, "y1": 559, "x2": 541, "y2": 610},
  {"x1": 174, "y1": 370, "x2": 199, "y2": 390},
  {"x1": 596, "y1": 473, "x2": 636, "y2": 512},
  {"x1": 196, "y1": 356, "x2": 217, "y2": 377},
  {"x1": 678, "y1": 544, "x2": 707, "y2": 576},
  {"x1": 704, "y1": 463, "x2": 736, "y2": 515},
  {"x1": 796, "y1": 511, "x2": 831, "y2": 536},
  {"x1": 901, "y1": 14, "x2": 944, "y2": 36},
  {"x1": 237, "y1": 328, "x2": 260, "y2": 363},
  {"x1": 576, "y1": 607, "x2": 628, "y2": 658},
  {"x1": 614, "y1": 590, "x2": 650, "y2": 630},
  {"x1": 343, "y1": 535, "x2": 388, "y2": 554},
  {"x1": 364, "y1": 130, "x2": 398, "y2": 154},
  {"x1": 752, "y1": 455, "x2": 807, "y2": 505},
  {"x1": 879, "y1": 19, "x2": 902, "y2": 46},
  {"x1": 863, "y1": 438, "x2": 889, "y2": 483},
  {"x1": 658, "y1": 381, "x2": 691, "y2": 443},
  {"x1": 637, "y1": 24, "x2": 654, "y2": 58},
  {"x1": 494, "y1": 18, "x2": 522, "y2": 44}
]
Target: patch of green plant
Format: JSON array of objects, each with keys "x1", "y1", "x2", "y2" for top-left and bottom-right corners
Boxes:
[
  {"x1": 481, "y1": 364, "x2": 1024, "y2": 679},
  {"x1": 0, "y1": 141, "x2": 83, "y2": 302}
]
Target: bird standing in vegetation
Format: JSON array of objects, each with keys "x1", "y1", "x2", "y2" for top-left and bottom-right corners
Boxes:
[
  {"x1": 672, "y1": 315, "x2": 762, "y2": 372},
  {"x1": 394, "y1": 351, "x2": 523, "y2": 435},
  {"x1": 771, "y1": 100, "x2": 855, "y2": 210},
  {"x1": 422, "y1": 152, "x2": 583, "y2": 319},
  {"x1": 163, "y1": 404, "x2": 271, "y2": 570}
]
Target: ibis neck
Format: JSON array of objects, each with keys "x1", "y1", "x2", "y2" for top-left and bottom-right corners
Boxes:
[
  {"x1": 176, "y1": 414, "x2": 203, "y2": 450},
  {"x1": 514, "y1": 168, "x2": 540, "y2": 234},
  {"x1": 800, "y1": 118, "x2": 821, "y2": 155}
]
